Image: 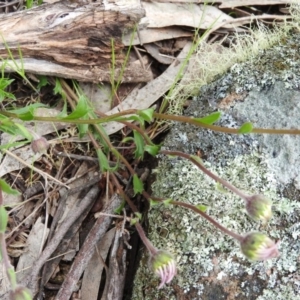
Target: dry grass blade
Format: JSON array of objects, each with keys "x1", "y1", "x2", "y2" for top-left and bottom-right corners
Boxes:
[{"x1": 3, "y1": 149, "x2": 69, "y2": 188}]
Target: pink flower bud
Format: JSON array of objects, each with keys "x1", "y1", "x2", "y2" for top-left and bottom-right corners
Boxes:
[
  {"x1": 149, "y1": 250, "x2": 177, "y2": 289},
  {"x1": 31, "y1": 137, "x2": 49, "y2": 154},
  {"x1": 240, "y1": 232, "x2": 280, "y2": 261},
  {"x1": 246, "y1": 194, "x2": 272, "y2": 223}
]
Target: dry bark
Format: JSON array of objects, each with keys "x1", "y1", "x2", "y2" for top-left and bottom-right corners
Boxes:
[{"x1": 0, "y1": 0, "x2": 152, "y2": 83}]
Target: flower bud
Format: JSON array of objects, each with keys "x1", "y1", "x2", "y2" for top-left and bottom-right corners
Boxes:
[
  {"x1": 148, "y1": 250, "x2": 177, "y2": 289},
  {"x1": 246, "y1": 194, "x2": 272, "y2": 223},
  {"x1": 240, "y1": 232, "x2": 280, "y2": 261},
  {"x1": 31, "y1": 137, "x2": 49, "y2": 154}
]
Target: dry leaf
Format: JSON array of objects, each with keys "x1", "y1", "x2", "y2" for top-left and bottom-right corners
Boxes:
[
  {"x1": 81, "y1": 228, "x2": 116, "y2": 300},
  {"x1": 16, "y1": 217, "x2": 49, "y2": 283},
  {"x1": 142, "y1": 3, "x2": 235, "y2": 29}
]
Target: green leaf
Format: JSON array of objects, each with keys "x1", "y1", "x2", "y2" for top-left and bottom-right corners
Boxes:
[
  {"x1": 0, "y1": 116, "x2": 32, "y2": 141},
  {"x1": 121, "y1": 137, "x2": 134, "y2": 144},
  {"x1": 26, "y1": 0, "x2": 34, "y2": 9},
  {"x1": 117, "y1": 115, "x2": 145, "y2": 126},
  {"x1": 149, "y1": 198, "x2": 160, "y2": 207},
  {"x1": 133, "y1": 174, "x2": 143, "y2": 195},
  {"x1": 8, "y1": 103, "x2": 47, "y2": 120},
  {"x1": 0, "y1": 141, "x2": 29, "y2": 151},
  {"x1": 14, "y1": 123, "x2": 33, "y2": 141},
  {"x1": 96, "y1": 149, "x2": 111, "y2": 172},
  {"x1": 138, "y1": 108, "x2": 154, "y2": 123},
  {"x1": 9, "y1": 103, "x2": 48, "y2": 118},
  {"x1": 0, "y1": 78, "x2": 15, "y2": 102},
  {"x1": 56, "y1": 100, "x2": 68, "y2": 118},
  {"x1": 194, "y1": 111, "x2": 221, "y2": 125},
  {"x1": 114, "y1": 201, "x2": 126, "y2": 215},
  {"x1": 9, "y1": 104, "x2": 40, "y2": 114},
  {"x1": 94, "y1": 125, "x2": 110, "y2": 153},
  {"x1": 53, "y1": 78, "x2": 62, "y2": 95},
  {"x1": 0, "y1": 116, "x2": 21, "y2": 135},
  {"x1": 0, "y1": 124, "x2": 17, "y2": 136},
  {"x1": 37, "y1": 75, "x2": 49, "y2": 90},
  {"x1": 60, "y1": 95, "x2": 90, "y2": 120},
  {"x1": 134, "y1": 212, "x2": 142, "y2": 220},
  {"x1": 17, "y1": 112, "x2": 35, "y2": 121},
  {"x1": 78, "y1": 123, "x2": 89, "y2": 138},
  {"x1": 163, "y1": 198, "x2": 173, "y2": 206},
  {"x1": 0, "y1": 206, "x2": 8, "y2": 233},
  {"x1": 130, "y1": 217, "x2": 139, "y2": 225},
  {"x1": 0, "y1": 179, "x2": 20, "y2": 195},
  {"x1": 195, "y1": 204, "x2": 208, "y2": 212},
  {"x1": 77, "y1": 115, "x2": 89, "y2": 138},
  {"x1": 238, "y1": 122, "x2": 253, "y2": 134},
  {"x1": 144, "y1": 144, "x2": 160, "y2": 156},
  {"x1": 133, "y1": 130, "x2": 145, "y2": 159}
]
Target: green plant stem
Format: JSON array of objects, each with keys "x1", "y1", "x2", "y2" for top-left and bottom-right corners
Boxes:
[
  {"x1": 95, "y1": 110, "x2": 153, "y2": 145},
  {"x1": 160, "y1": 150, "x2": 250, "y2": 201},
  {"x1": 118, "y1": 120, "x2": 153, "y2": 145},
  {"x1": 110, "y1": 172, "x2": 158, "y2": 255},
  {"x1": 171, "y1": 200, "x2": 243, "y2": 242},
  {"x1": 153, "y1": 112, "x2": 300, "y2": 135},
  {"x1": 1, "y1": 108, "x2": 300, "y2": 135}
]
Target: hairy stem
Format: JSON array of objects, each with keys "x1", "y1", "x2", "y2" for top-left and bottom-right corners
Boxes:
[
  {"x1": 171, "y1": 200, "x2": 243, "y2": 242},
  {"x1": 161, "y1": 150, "x2": 250, "y2": 201}
]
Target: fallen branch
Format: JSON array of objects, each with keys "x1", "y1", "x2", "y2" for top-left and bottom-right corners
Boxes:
[{"x1": 0, "y1": 0, "x2": 151, "y2": 83}]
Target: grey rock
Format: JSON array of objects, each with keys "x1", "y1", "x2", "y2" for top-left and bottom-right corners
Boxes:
[{"x1": 132, "y1": 33, "x2": 300, "y2": 300}]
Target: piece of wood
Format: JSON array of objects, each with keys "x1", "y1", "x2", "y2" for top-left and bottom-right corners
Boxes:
[
  {"x1": 100, "y1": 226, "x2": 129, "y2": 300},
  {"x1": 0, "y1": 0, "x2": 152, "y2": 83},
  {"x1": 81, "y1": 227, "x2": 116, "y2": 300}
]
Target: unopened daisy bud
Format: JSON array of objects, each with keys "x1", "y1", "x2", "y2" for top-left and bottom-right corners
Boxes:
[
  {"x1": 246, "y1": 194, "x2": 272, "y2": 223},
  {"x1": 240, "y1": 232, "x2": 280, "y2": 261},
  {"x1": 149, "y1": 250, "x2": 177, "y2": 289},
  {"x1": 31, "y1": 136, "x2": 49, "y2": 154}
]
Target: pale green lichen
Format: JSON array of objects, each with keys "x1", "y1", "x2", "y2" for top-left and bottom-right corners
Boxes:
[{"x1": 132, "y1": 153, "x2": 300, "y2": 299}]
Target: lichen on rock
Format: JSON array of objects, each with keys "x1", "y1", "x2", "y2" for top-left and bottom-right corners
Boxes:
[{"x1": 132, "y1": 30, "x2": 300, "y2": 300}]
